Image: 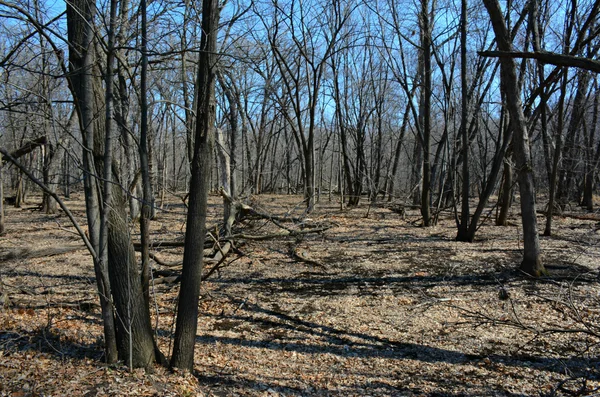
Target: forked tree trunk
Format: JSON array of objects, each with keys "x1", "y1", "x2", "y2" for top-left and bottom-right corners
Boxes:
[
  {"x1": 106, "y1": 185, "x2": 157, "y2": 368},
  {"x1": 67, "y1": 0, "x2": 157, "y2": 367},
  {"x1": 66, "y1": 0, "x2": 118, "y2": 364},
  {"x1": 483, "y1": 0, "x2": 546, "y2": 276}
]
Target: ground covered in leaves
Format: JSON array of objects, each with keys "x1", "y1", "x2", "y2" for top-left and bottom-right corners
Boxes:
[{"x1": 1, "y1": 193, "x2": 600, "y2": 396}]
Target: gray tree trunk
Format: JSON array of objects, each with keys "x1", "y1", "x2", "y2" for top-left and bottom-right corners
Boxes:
[
  {"x1": 66, "y1": 0, "x2": 118, "y2": 364},
  {"x1": 544, "y1": 73, "x2": 568, "y2": 236},
  {"x1": 67, "y1": 0, "x2": 157, "y2": 367},
  {"x1": 483, "y1": 0, "x2": 546, "y2": 276}
]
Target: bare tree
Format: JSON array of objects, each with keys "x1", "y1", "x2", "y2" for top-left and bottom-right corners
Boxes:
[
  {"x1": 483, "y1": 0, "x2": 546, "y2": 276},
  {"x1": 170, "y1": 0, "x2": 219, "y2": 372},
  {"x1": 255, "y1": 0, "x2": 352, "y2": 211},
  {"x1": 67, "y1": 0, "x2": 158, "y2": 367}
]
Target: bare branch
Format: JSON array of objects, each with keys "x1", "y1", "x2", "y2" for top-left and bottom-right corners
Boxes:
[{"x1": 479, "y1": 50, "x2": 600, "y2": 73}]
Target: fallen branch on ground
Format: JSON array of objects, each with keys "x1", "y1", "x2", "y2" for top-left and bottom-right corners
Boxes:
[{"x1": 0, "y1": 245, "x2": 83, "y2": 261}]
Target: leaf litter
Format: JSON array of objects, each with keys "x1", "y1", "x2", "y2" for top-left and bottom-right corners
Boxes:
[{"x1": 0, "y1": 194, "x2": 599, "y2": 396}]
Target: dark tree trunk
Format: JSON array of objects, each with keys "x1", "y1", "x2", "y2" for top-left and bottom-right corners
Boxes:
[
  {"x1": 41, "y1": 143, "x2": 57, "y2": 214},
  {"x1": 0, "y1": 152, "x2": 4, "y2": 235},
  {"x1": 496, "y1": 154, "x2": 513, "y2": 226},
  {"x1": 62, "y1": 144, "x2": 70, "y2": 198},
  {"x1": 170, "y1": 0, "x2": 219, "y2": 372},
  {"x1": 139, "y1": 0, "x2": 153, "y2": 314},
  {"x1": 107, "y1": 187, "x2": 157, "y2": 368},
  {"x1": 456, "y1": 0, "x2": 470, "y2": 240},
  {"x1": 419, "y1": 0, "x2": 433, "y2": 226}
]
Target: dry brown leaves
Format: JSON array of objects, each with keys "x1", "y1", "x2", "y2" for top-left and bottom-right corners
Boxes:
[{"x1": 1, "y1": 194, "x2": 600, "y2": 396}]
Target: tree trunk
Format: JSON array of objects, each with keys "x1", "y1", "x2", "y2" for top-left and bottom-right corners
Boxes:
[
  {"x1": 583, "y1": 81, "x2": 599, "y2": 211},
  {"x1": 62, "y1": 143, "x2": 71, "y2": 198},
  {"x1": 67, "y1": 0, "x2": 157, "y2": 366},
  {"x1": 41, "y1": 143, "x2": 57, "y2": 214},
  {"x1": 170, "y1": 0, "x2": 219, "y2": 372},
  {"x1": 544, "y1": 72, "x2": 568, "y2": 236},
  {"x1": 483, "y1": 0, "x2": 546, "y2": 276},
  {"x1": 107, "y1": 186, "x2": 157, "y2": 368},
  {"x1": 216, "y1": 127, "x2": 232, "y2": 234},
  {"x1": 14, "y1": 171, "x2": 24, "y2": 208},
  {"x1": 456, "y1": 0, "x2": 470, "y2": 240},
  {"x1": 557, "y1": 71, "x2": 591, "y2": 206},
  {"x1": 496, "y1": 155, "x2": 513, "y2": 226},
  {"x1": 66, "y1": 0, "x2": 118, "y2": 364},
  {"x1": 139, "y1": 0, "x2": 153, "y2": 315},
  {"x1": 387, "y1": 101, "x2": 411, "y2": 201},
  {"x1": 419, "y1": 0, "x2": 433, "y2": 226},
  {"x1": 0, "y1": 152, "x2": 4, "y2": 235}
]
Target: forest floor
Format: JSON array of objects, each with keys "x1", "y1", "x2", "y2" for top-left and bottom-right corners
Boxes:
[{"x1": 1, "y1": 193, "x2": 600, "y2": 397}]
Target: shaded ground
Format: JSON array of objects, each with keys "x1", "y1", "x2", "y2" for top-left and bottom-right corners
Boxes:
[{"x1": 1, "y1": 193, "x2": 600, "y2": 396}]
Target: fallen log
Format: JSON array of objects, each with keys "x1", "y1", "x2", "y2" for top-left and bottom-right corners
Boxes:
[
  {"x1": 151, "y1": 242, "x2": 237, "y2": 284},
  {"x1": 231, "y1": 225, "x2": 332, "y2": 241},
  {"x1": 536, "y1": 210, "x2": 600, "y2": 222},
  {"x1": 220, "y1": 188, "x2": 304, "y2": 225},
  {"x1": 0, "y1": 245, "x2": 83, "y2": 261}
]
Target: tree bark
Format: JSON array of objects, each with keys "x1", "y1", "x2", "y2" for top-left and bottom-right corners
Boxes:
[
  {"x1": 139, "y1": 0, "x2": 153, "y2": 314},
  {"x1": 67, "y1": 0, "x2": 157, "y2": 367},
  {"x1": 478, "y1": 50, "x2": 600, "y2": 74},
  {"x1": 41, "y1": 143, "x2": 57, "y2": 214},
  {"x1": 0, "y1": 152, "x2": 4, "y2": 235},
  {"x1": 456, "y1": 0, "x2": 470, "y2": 240},
  {"x1": 483, "y1": 0, "x2": 546, "y2": 276},
  {"x1": 544, "y1": 72, "x2": 568, "y2": 236},
  {"x1": 66, "y1": 0, "x2": 118, "y2": 364},
  {"x1": 419, "y1": 0, "x2": 433, "y2": 226},
  {"x1": 496, "y1": 153, "x2": 513, "y2": 226},
  {"x1": 170, "y1": 0, "x2": 219, "y2": 372},
  {"x1": 557, "y1": 71, "x2": 591, "y2": 206},
  {"x1": 583, "y1": 81, "x2": 599, "y2": 211}
]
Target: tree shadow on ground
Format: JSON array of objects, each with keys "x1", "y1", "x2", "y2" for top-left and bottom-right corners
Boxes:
[
  {"x1": 0, "y1": 326, "x2": 104, "y2": 362},
  {"x1": 198, "y1": 299, "x2": 600, "y2": 380},
  {"x1": 209, "y1": 262, "x2": 598, "y2": 298},
  {"x1": 194, "y1": 369, "x2": 533, "y2": 397}
]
